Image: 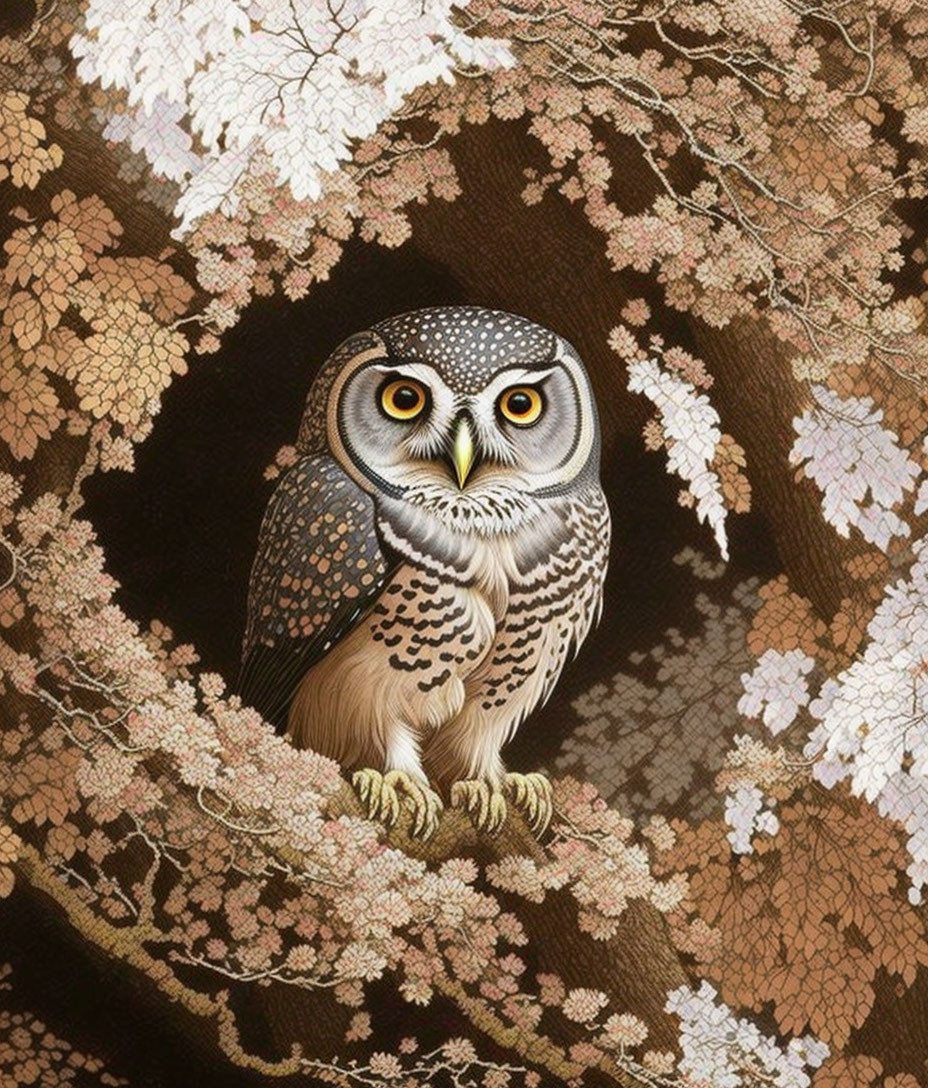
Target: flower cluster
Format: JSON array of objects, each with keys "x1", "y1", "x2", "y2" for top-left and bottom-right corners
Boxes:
[
  {"x1": 544, "y1": 778, "x2": 687, "y2": 940},
  {"x1": 806, "y1": 541, "x2": 928, "y2": 902},
  {"x1": 667, "y1": 981, "x2": 828, "y2": 1088},
  {"x1": 72, "y1": 0, "x2": 513, "y2": 232}
]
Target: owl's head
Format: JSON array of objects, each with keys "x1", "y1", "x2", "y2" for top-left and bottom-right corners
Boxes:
[{"x1": 299, "y1": 307, "x2": 601, "y2": 534}]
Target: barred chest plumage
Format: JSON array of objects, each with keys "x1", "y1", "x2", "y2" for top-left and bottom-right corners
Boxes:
[{"x1": 286, "y1": 486, "x2": 609, "y2": 789}]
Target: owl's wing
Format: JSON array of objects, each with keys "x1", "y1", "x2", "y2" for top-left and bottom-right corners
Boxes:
[{"x1": 239, "y1": 453, "x2": 395, "y2": 730}]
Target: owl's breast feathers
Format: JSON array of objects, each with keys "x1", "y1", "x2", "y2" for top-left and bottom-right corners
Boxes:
[
  {"x1": 241, "y1": 450, "x2": 609, "y2": 764},
  {"x1": 289, "y1": 482, "x2": 609, "y2": 779}
]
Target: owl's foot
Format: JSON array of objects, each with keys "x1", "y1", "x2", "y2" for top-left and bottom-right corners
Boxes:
[
  {"x1": 351, "y1": 768, "x2": 443, "y2": 839},
  {"x1": 504, "y1": 772, "x2": 553, "y2": 835},
  {"x1": 450, "y1": 779, "x2": 508, "y2": 834}
]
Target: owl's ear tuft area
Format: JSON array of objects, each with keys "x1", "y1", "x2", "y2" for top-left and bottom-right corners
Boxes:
[{"x1": 296, "y1": 330, "x2": 389, "y2": 454}]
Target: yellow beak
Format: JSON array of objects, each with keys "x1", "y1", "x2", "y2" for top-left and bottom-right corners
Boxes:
[{"x1": 452, "y1": 416, "x2": 476, "y2": 489}]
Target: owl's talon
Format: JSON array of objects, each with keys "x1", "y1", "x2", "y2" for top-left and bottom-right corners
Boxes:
[
  {"x1": 451, "y1": 779, "x2": 508, "y2": 834},
  {"x1": 382, "y1": 778, "x2": 401, "y2": 826},
  {"x1": 352, "y1": 769, "x2": 442, "y2": 839},
  {"x1": 353, "y1": 770, "x2": 370, "y2": 804},
  {"x1": 352, "y1": 768, "x2": 393, "y2": 825},
  {"x1": 505, "y1": 772, "x2": 553, "y2": 835},
  {"x1": 384, "y1": 770, "x2": 443, "y2": 839}
]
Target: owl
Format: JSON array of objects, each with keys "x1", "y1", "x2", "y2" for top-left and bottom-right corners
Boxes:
[{"x1": 240, "y1": 307, "x2": 610, "y2": 838}]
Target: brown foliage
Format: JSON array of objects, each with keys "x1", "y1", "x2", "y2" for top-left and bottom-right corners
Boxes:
[{"x1": 662, "y1": 788, "x2": 928, "y2": 1048}]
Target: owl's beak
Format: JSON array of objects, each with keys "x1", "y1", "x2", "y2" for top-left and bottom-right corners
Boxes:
[{"x1": 451, "y1": 415, "x2": 476, "y2": 489}]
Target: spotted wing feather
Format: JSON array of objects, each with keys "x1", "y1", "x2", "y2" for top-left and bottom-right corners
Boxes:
[{"x1": 239, "y1": 454, "x2": 395, "y2": 730}]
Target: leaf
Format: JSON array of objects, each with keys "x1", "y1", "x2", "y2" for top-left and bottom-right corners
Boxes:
[
  {"x1": 73, "y1": 0, "x2": 512, "y2": 232},
  {"x1": 627, "y1": 357, "x2": 729, "y2": 560},
  {"x1": 665, "y1": 792, "x2": 928, "y2": 1047},
  {"x1": 3, "y1": 215, "x2": 88, "y2": 317},
  {"x1": 813, "y1": 1054, "x2": 882, "y2": 1088},
  {"x1": 2, "y1": 290, "x2": 45, "y2": 349},
  {"x1": 0, "y1": 359, "x2": 65, "y2": 459},
  {"x1": 0, "y1": 91, "x2": 63, "y2": 188},
  {"x1": 61, "y1": 297, "x2": 188, "y2": 429},
  {"x1": 51, "y1": 190, "x2": 123, "y2": 257},
  {"x1": 790, "y1": 385, "x2": 919, "y2": 552},
  {"x1": 90, "y1": 255, "x2": 194, "y2": 322}
]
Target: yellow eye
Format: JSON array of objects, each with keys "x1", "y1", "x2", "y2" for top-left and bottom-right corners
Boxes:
[
  {"x1": 380, "y1": 378, "x2": 427, "y2": 421},
  {"x1": 499, "y1": 386, "x2": 543, "y2": 426}
]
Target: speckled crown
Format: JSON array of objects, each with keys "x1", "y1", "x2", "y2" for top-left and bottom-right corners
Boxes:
[{"x1": 372, "y1": 307, "x2": 558, "y2": 394}]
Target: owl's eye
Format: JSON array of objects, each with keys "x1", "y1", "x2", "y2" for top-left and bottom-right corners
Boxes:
[
  {"x1": 499, "y1": 386, "x2": 544, "y2": 426},
  {"x1": 380, "y1": 378, "x2": 427, "y2": 421}
]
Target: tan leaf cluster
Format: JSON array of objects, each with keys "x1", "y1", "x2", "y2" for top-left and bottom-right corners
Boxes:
[
  {"x1": 771, "y1": 114, "x2": 851, "y2": 196},
  {"x1": 0, "y1": 586, "x2": 24, "y2": 628},
  {"x1": 0, "y1": 188, "x2": 194, "y2": 459},
  {"x1": 750, "y1": 565, "x2": 888, "y2": 671},
  {"x1": 748, "y1": 576, "x2": 828, "y2": 659},
  {"x1": 828, "y1": 595, "x2": 876, "y2": 660},
  {"x1": 1, "y1": 190, "x2": 125, "y2": 352},
  {"x1": 664, "y1": 791, "x2": 928, "y2": 1048},
  {"x1": 9, "y1": 749, "x2": 83, "y2": 829},
  {"x1": 713, "y1": 433, "x2": 752, "y2": 513},
  {"x1": 0, "y1": 824, "x2": 21, "y2": 900},
  {"x1": 838, "y1": 367, "x2": 928, "y2": 450},
  {"x1": 825, "y1": 551, "x2": 890, "y2": 662},
  {"x1": 52, "y1": 190, "x2": 122, "y2": 256},
  {"x1": 0, "y1": 91, "x2": 62, "y2": 189},
  {"x1": 89, "y1": 255, "x2": 194, "y2": 324},
  {"x1": 4, "y1": 217, "x2": 86, "y2": 342},
  {"x1": 813, "y1": 1054, "x2": 882, "y2": 1088},
  {"x1": 0, "y1": 361, "x2": 65, "y2": 461},
  {"x1": 62, "y1": 298, "x2": 188, "y2": 428}
]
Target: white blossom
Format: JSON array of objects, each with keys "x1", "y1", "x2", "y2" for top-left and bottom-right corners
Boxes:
[
  {"x1": 878, "y1": 772, "x2": 928, "y2": 904},
  {"x1": 628, "y1": 358, "x2": 729, "y2": 560},
  {"x1": 806, "y1": 541, "x2": 928, "y2": 900},
  {"x1": 738, "y1": 648, "x2": 814, "y2": 735},
  {"x1": 915, "y1": 436, "x2": 928, "y2": 517},
  {"x1": 72, "y1": 0, "x2": 513, "y2": 233},
  {"x1": 666, "y1": 981, "x2": 828, "y2": 1088},
  {"x1": 102, "y1": 97, "x2": 200, "y2": 183},
  {"x1": 790, "y1": 385, "x2": 919, "y2": 552},
  {"x1": 724, "y1": 784, "x2": 780, "y2": 855}
]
